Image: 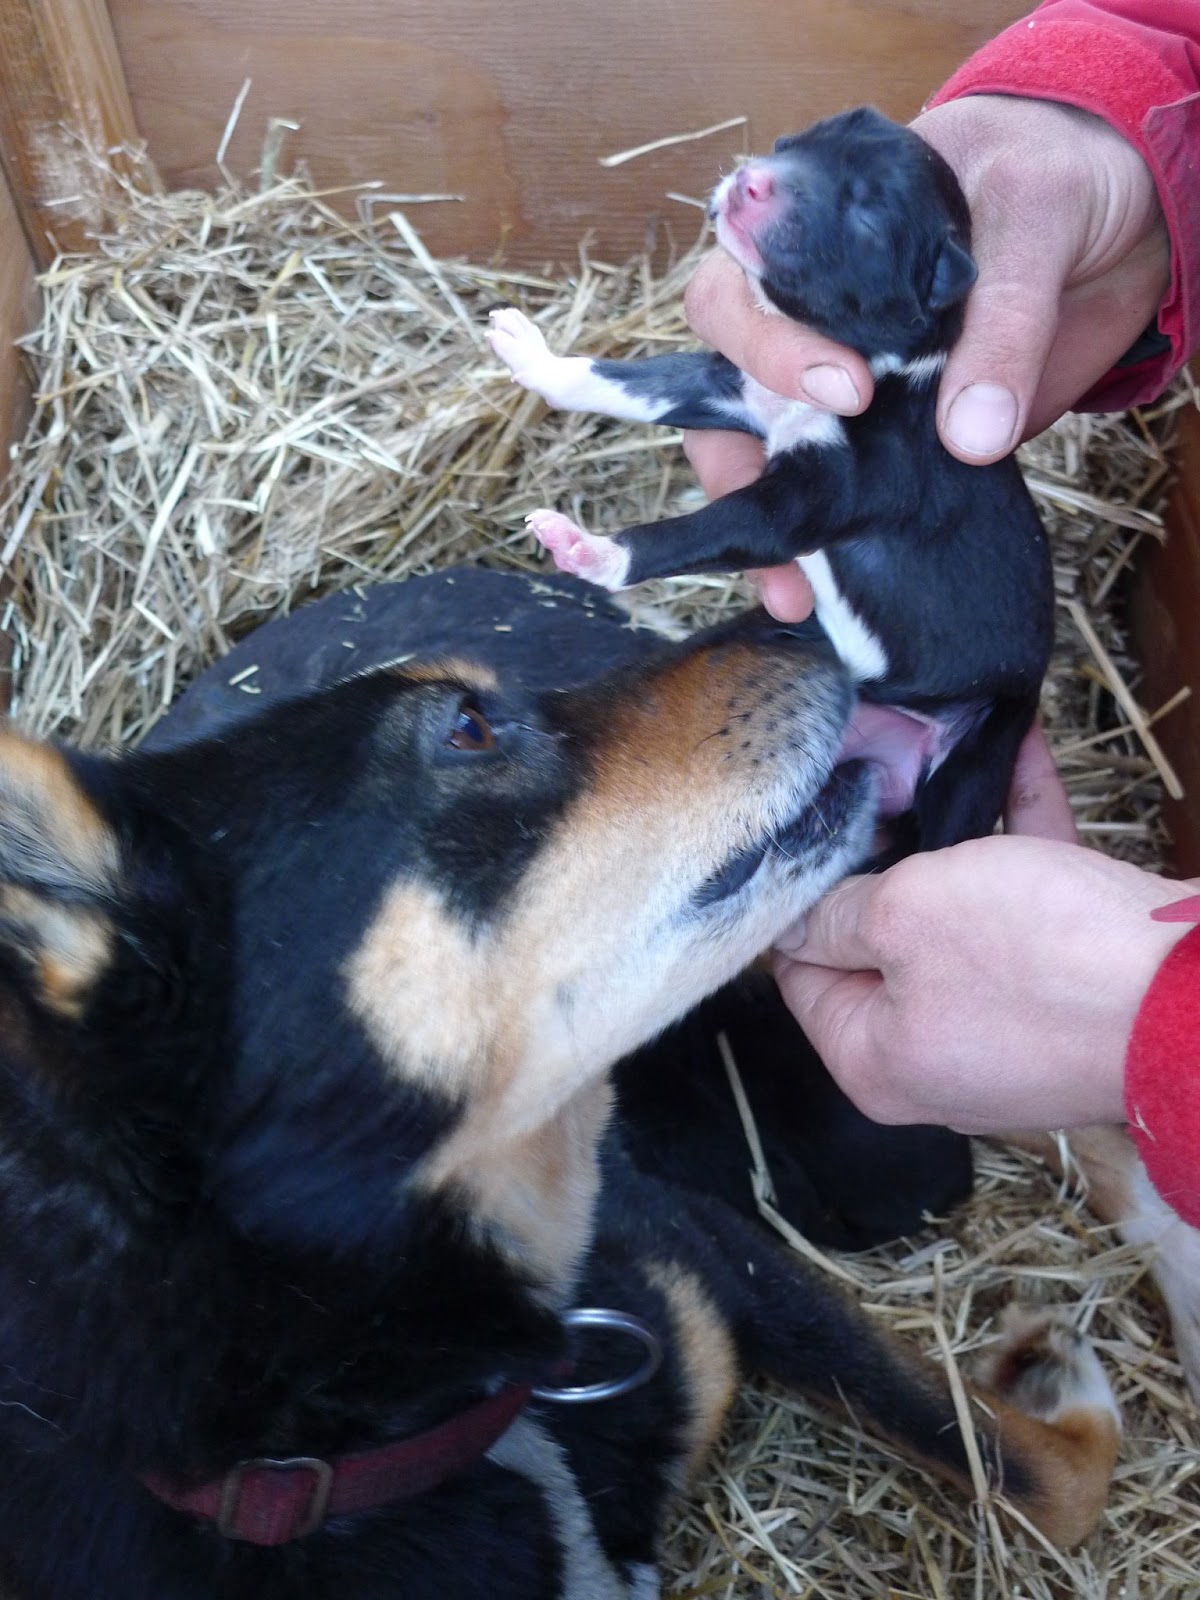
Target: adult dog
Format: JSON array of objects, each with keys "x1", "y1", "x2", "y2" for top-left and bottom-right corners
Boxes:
[{"x1": 0, "y1": 570, "x2": 1117, "y2": 1599}]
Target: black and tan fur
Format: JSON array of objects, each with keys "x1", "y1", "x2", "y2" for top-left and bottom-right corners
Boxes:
[{"x1": 0, "y1": 570, "x2": 1118, "y2": 1599}]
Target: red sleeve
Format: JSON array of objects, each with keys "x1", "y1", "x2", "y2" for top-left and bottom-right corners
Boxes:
[
  {"x1": 1125, "y1": 917, "x2": 1200, "y2": 1227},
  {"x1": 926, "y1": 0, "x2": 1200, "y2": 412}
]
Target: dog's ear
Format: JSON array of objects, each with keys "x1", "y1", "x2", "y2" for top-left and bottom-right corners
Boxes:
[
  {"x1": 928, "y1": 236, "x2": 977, "y2": 311},
  {"x1": 0, "y1": 724, "x2": 123, "y2": 1021}
]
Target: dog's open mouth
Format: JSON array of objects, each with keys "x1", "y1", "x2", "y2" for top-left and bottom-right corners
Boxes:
[
  {"x1": 692, "y1": 760, "x2": 872, "y2": 910},
  {"x1": 835, "y1": 701, "x2": 943, "y2": 817}
]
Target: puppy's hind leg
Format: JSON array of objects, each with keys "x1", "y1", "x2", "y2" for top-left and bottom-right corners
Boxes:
[{"x1": 910, "y1": 694, "x2": 1037, "y2": 848}]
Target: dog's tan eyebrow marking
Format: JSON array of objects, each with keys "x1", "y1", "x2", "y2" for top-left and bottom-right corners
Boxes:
[
  {"x1": 0, "y1": 731, "x2": 122, "y2": 1019},
  {"x1": 389, "y1": 660, "x2": 499, "y2": 690},
  {"x1": 0, "y1": 730, "x2": 121, "y2": 895}
]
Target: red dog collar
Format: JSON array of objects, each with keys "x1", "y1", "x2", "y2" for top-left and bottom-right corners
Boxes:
[{"x1": 141, "y1": 1382, "x2": 533, "y2": 1546}]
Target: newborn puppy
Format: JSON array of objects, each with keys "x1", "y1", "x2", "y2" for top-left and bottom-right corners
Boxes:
[{"x1": 488, "y1": 107, "x2": 1054, "y2": 850}]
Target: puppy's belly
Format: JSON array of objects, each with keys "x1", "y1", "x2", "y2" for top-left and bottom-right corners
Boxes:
[{"x1": 798, "y1": 551, "x2": 888, "y2": 683}]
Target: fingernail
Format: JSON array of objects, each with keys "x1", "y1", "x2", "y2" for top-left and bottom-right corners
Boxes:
[
  {"x1": 944, "y1": 383, "x2": 1018, "y2": 458},
  {"x1": 801, "y1": 364, "x2": 860, "y2": 411}
]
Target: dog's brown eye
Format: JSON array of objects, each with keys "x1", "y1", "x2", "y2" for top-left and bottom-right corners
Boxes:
[{"x1": 446, "y1": 705, "x2": 496, "y2": 752}]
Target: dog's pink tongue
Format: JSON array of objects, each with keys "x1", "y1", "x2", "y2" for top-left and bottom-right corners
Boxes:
[{"x1": 837, "y1": 704, "x2": 938, "y2": 816}]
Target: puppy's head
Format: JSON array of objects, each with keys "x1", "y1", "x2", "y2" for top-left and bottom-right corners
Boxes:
[
  {"x1": 0, "y1": 617, "x2": 874, "y2": 1308},
  {"x1": 709, "y1": 106, "x2": 977, "y2": 360}
]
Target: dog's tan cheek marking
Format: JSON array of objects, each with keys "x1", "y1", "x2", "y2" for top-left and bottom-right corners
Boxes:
[
  {"x1": 646, "y1": 1261, "x2": 739, "y2": 1484},
  {"x1": 423, "y1": 1080, "x2": 613, "y2": 1297},
  {"x1": 0, "y1": 887, "x2": 114, "y2": 1019},
  {"x1": 347, "y1": 880, "x2": 609, "y2": 1294},
  {"x1": 345, "y1": 879, "x2": 497, "y2": 1100}
]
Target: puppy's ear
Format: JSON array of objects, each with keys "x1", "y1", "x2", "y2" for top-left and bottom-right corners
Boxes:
[
  {"x1": 0, "y1": 724, "x2": 122, "y2": 1021},
  {"x1": 928, "y1": 236, "x2": 977, "y2": 311}
]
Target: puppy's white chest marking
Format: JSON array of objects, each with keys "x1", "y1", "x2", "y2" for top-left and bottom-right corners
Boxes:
[
  {"x1": 738, "y1": 377, "x2": 846, "y2": 456},
  {"x1": 799, "y1": 550, "x2": 888, "y2": 683}
]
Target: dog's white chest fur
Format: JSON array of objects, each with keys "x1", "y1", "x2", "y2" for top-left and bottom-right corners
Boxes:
[
  {"x1": 733, "y1": 378, "x2": 886, "y2": 682},
  {"x1": 799, "y1": 550, "x2": 888, "y2": 683},
  {"x1": 739, "y1": 377, "x2": 846, "y2": 456}
]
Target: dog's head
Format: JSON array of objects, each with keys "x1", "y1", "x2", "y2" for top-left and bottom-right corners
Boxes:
[
  {"x1": 709, "y1": 106, "x2": 977, "y2": 360},
  {"x1": 0, "y1": 618, "x2": 874, "y2": 1329}
]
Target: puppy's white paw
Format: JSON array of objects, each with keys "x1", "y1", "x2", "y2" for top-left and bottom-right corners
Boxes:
[
  {"x1": 972, "y1": 1305, "x2": 1119, "y2": 1433},
  {"x1": 526, "y1": 511, "x2": 631, "y2": 590},
  {"x1": 488, "y1": 307, "x2": 553, "y2": 389}
]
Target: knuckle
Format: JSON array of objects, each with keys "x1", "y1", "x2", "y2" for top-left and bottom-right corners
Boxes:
[{"x1": 858, "y1": 866, "x2": 921, "y2": 956}]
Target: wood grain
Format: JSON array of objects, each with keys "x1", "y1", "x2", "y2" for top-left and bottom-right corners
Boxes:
[
  {"x1": 107, "y1": 0, "x2": 1032, "y2": 266},
  {"x1": 0, "y1": 0, "x2": 145, "y2": 263},
  {"x1": 0, "y1": 157, "x2": 36, "y2": 712},
  {"x1": 1132, "y1": 405, "x2": 1200, "y2": 876}
]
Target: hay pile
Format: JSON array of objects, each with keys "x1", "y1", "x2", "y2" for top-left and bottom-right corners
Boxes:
[{"x1": 2, "y1": 156, "x2": 1197, "y2": 1596}]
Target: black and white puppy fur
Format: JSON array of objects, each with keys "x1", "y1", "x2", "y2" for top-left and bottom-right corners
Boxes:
[
  {"x1": 0, "y1": 570, "x2": 1118, "y2": 1600},
  {"x1": 488, "y1": 107, "x2": 1055, "y2": 853}
]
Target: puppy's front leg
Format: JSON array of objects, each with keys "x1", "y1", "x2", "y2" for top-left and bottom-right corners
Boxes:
[
  {"x1": 529, "y1": 455, "x2": 845, "y2": 591},
  {"x1": 488, "y1": 307, "x2": 767, "y2": 435}
]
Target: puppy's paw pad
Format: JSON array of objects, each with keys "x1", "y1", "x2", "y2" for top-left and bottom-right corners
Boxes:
[
  {"x1": 973, "y1": 1306, "x2": 1119, "y2": 1429},
  {"x1": 487, "y1": 307, "x2": 551, "y2": 384},
  {"x1": 525, "y1": 511, "x2": 630, "y2": 590}
]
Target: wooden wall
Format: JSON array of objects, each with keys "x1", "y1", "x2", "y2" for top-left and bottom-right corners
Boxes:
[
  {"x1": 0, "y1": 162, "x2": 35, "y2": 457},
  {"x1": 1135, "y1": 413, "x2": 1200, "y2": 876},
  {"x1": 0, "y1": 157, "x2": 35, "y2": 711},
  {"x1": 106, "y1": 0, "x2": 1031, "y2": 266}
]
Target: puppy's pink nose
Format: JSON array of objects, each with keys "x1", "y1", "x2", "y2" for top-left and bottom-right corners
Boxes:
[{"x1": 736, "y1": 165, "x2": 776, "y2": 205}]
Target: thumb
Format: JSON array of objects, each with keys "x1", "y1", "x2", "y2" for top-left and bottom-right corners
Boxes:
[
  {"x1": 774, "y1": 873, "x2": 884, "y2": 971},
  {"x1": 936, "y1": 244, "x2": 1067, "y2": 464},
  {"x1": 771, "y1": 957, "x2": 887, "y2": 1096},
  {"x1": 684, "y1": 251, "x2": 874, "y2": 412}
]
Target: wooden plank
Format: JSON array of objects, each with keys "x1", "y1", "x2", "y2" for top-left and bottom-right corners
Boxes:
[
  {"x1": 0, "y1": 0, "x2": 145, "y2": 264},
  {"x1": 107, "y1": 0, "x2": 1032, "y2": 266},
  {"x1": 1132, "y1": 404, "x2": 1200, "y2": 876},
  {"x1": 0, "y1": 156, "x2": 37, "y2": 713}
]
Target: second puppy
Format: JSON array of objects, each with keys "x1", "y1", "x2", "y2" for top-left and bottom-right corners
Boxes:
[{"x1": 488, "y1": 108, "x2": 1054, "y2": 850}]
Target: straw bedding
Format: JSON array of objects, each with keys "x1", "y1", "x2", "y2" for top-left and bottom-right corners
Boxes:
[{"x1": 2, "y1": 154, "x2": 1198, "y2": 1595}]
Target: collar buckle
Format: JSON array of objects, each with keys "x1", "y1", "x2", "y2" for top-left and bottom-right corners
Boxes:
[{"x1": 217, "y1": 1455, "x2": 334, "y2": 1542}]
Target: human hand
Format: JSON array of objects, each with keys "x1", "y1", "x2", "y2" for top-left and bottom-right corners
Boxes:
[
  {"x1": 683, "y1": 94, "x2": 1170, "y2": 622},
  {"x1": 770, "y1": 728, "x2": 1191, "y2": 1135}
]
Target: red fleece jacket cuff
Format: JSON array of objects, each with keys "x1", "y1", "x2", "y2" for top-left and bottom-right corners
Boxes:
[
  {"x1": 928, "y1": 11, "x2": 1200, "y2": 411},
  {"x1": 1125, "y1": 921, "x2": 1200, "y2": 1227}
]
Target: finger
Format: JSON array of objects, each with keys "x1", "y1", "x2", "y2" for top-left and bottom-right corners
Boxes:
[
  {"x1": 1003, "y1": 724, "x2": 1079, "y2": 843},
  {"x1": 749, "y1": 563, "x2": 815, "y2": 622},
  {"x1": 682, "y1": 429, "x2": 765, "y2": 498},
  {"x1": 934, "y1": 221, "x2": 1069, "y2": 464},
  {"x1": 773, "y1": 873, "x2": 883, "y2": 970},
  {"x1": 771, "y1": 958, "x2": 896, "y2": 1112},
  {"x1": 684, "y1": 251, "x2": 874, "y2": 412}
]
